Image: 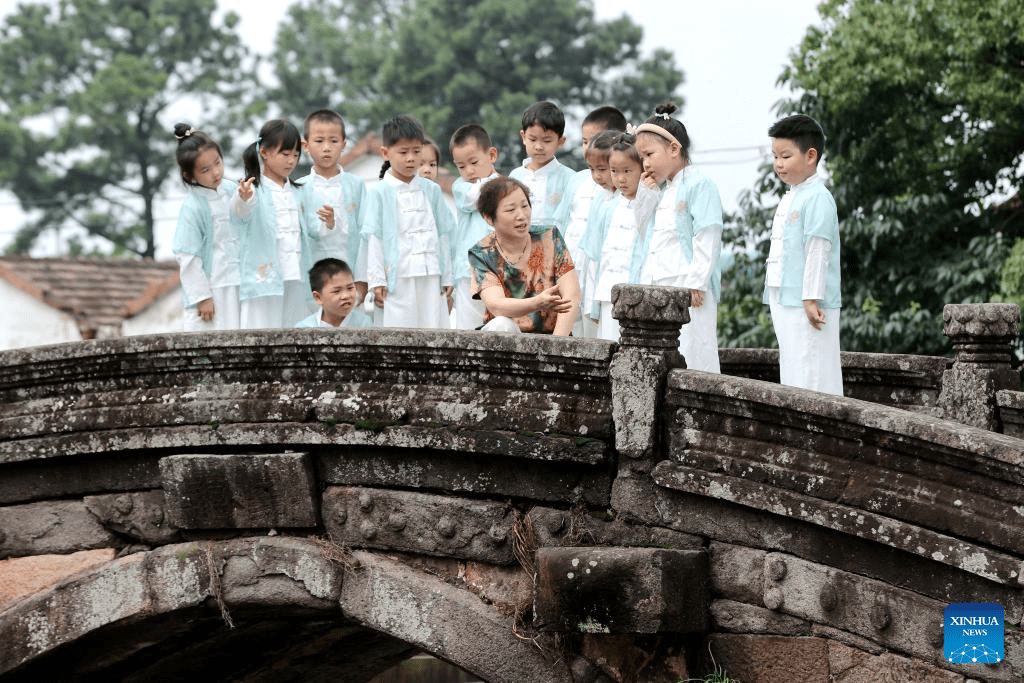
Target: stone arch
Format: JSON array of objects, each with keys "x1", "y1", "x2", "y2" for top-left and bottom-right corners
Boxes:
[{"x1": 0, "y1": 537, "x2": 570, "y2": 682}]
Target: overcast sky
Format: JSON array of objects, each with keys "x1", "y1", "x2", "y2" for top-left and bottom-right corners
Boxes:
[{"x1": 0, "y1": 0, "x2": 824, "y2": 258}]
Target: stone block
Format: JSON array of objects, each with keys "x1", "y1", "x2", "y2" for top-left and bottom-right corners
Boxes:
[
  {"x1": 709, "y1": 633, "x2": 829, "y2": 683},
  {"x1": 711, "y1": 599, "x2": 810, "y2": 635},
  {"x1": 83, "y1": 490, "x2": 178, "y2": 544},
  {"x1": 322, "y1": 486, "x2": 516, "y2": 564},
  {"x1": 341, "y1": 550, "x2": 573, "y2": 683},
  {"x1": 533, "y1": 546, "x2": 709, "y2": 634},
  {"x1": 828, "y1": 640, "x2": 964, "y2": 683},
  {"x1": 160, "y1": 453, "x2": 317, "y2": 529},
  {"x1": 0, "y1": 500, "x2": 119, "y2": 559}
]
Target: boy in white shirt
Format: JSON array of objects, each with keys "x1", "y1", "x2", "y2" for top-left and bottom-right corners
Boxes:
[
  {"x1": 509, "y1": 101, "x2": 576, "y2": 230},
  {"x1": 450, "y1": 123, "x2": 500, "y2": 329},
  {"x1": 299, "y1": 109, "x2": 369, "y2": 306},
  {"x1": 557, "y1": 106, "x2": 627, "y2": 337},
  {"x1": 363, "y1": 114, "x2": 455, "y2": 329},
  {"x1": 764, "y1": 114, "x2": 843, "y2": 395},
  {"x1": 295, "y1": 258, "x2": 370, "y2": 328}
]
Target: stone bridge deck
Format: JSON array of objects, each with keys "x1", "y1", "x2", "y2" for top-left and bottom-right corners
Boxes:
[{"x1": 1, "y1": 292, "x2": 1022, "y2": 682}]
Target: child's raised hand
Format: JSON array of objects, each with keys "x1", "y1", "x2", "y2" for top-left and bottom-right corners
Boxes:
[
  {"x1": 238, "y1": 177, "x2": 255, "y2": 201},
  {"x1": 197, "y1": 298, "x2": 215, "y2": 322},
  {"x1": 689, "y1": 288, "x2": 704, "y2": 308},
  {"x1": 640, "y1": 170, "x2": 658, "y2": 189},
  {"x1": 318, "y1": 204, "x2": 335, "y2": 229},
  {"x1": 373, "y1": 286, "x2": 388, "y2": 307},
  {"x1": 803, "y1": 299, "x2": 826, "y2": 329}
]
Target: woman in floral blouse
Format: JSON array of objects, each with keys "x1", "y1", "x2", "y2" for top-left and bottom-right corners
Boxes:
[{"x1": 468, "y1": 177, "x2": 580, "y2": 335}]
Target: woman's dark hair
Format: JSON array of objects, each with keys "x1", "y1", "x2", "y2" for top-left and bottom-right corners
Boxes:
[
  {"x1": 476, "y1": 176, "x2": 531, "y2": 223},
  {"x1": 641, "y1": 101, "x2": 690, "y2": 161},
  {"x1": 173, "y1": 123, "x2": 222, "y2": 187},
  {"x1": 242, "y1": 119, "x2": 303, "y2": 188},
  {"x1": 379, "y1": 114, "x2": 427, "y2": 179}
]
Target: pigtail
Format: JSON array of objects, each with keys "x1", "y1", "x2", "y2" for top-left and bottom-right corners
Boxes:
[
  {"x1": 242, "y1": 141, "x2": 262, "y2": 188},
  {"x1": 379, "y1": 160, "x2": 391, "y2": 180}
]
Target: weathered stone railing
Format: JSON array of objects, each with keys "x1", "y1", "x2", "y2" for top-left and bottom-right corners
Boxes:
[
  {"x1": 1, "y1": 291, "x2": 1022, "y2": 683},
  {"x1": 720, "y1": 348, "x2": 950, "y2": 414}
]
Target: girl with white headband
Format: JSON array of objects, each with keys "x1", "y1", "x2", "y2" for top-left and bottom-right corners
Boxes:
[{"x1": 634, "y1": 101, "x2": 724, "y2": 373}]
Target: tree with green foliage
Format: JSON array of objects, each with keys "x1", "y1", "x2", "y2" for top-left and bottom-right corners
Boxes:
[
  {"x1": 270, "y1": 0, "x2": 683, "y2": 171},
  {"x1": 721, "y1": 0, "x2": 1024, "y2": 355},
  {"x1": 0, "y1": 0, "x2": 253, "y2": 258}
]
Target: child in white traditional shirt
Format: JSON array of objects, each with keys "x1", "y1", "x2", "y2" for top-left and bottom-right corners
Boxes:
[
  {"x1": 635, "y1": 101, "x2": 724, "y2": 373},
  {"x1": 363, "y1": 114, "x2": 455, "y2": 329},
  {"x1": 449, "y1": 123, "x2": 500, "y2": 330},
  {"x1": 171, "y1": 124, "x2": 241, "y2": 332},
  {"x1": 233, "y1": 119, "x2": 334, "y2": 329},
  {"x1": 509, "y1": 101, "x2": 576, "y2": 230},
  {"x1": 764, "y1": 114, "x2": 843, "y2": 395},
  {"x1": 418, "y1": 137, "x2": 441, "y2": 181},
  {"x1": 557, "y1": 107, "x2": 628, "y2": 337},
  {"x1": 294, "y1": 258, "x2": 371, "y2": 328},
  {"x1": 298, "y1": 110, "x2": 369, "y2": 306},
  {"x1": 580, "y1": 132, "x2": 659, "y2": 341}
]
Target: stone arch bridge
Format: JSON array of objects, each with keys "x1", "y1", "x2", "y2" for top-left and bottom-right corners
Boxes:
[{"x1": 1, "y1": 287, "x2": 1022, "y2": 682}]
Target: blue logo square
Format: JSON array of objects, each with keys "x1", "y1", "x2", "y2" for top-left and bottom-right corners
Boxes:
[{"x1": 944, "y1": 603, "x2": 1004, "y2": 664}]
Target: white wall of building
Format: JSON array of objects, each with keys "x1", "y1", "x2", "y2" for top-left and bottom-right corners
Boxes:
[
  {"x1": 0, "y1": 281, "x2": 83, "y2": 350},
  {"x1": 122, "y1": 290, "x2": 186, "y2": 337}
]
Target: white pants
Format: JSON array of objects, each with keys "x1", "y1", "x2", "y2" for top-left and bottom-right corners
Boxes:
[
  {"x1": 240, "y1": 281, "x2": 312, "y2": 329},
  {"x1": 679, "y1": 291, "x2": 721, "y2": 373},
  {"x1": 453, "y1": 278, "x2": 486, "y2": 330},
  {"x1": 377, "y1": 275, "x2": 450, "y2": 329},
  {"x1": 596, "y1": 301, "x2": 620, "y2": 342},
  {"x1": 480, "y1": 316, "x2": 521, "y2": 333},
  {"x1": 767, "y1": 287, "x2": 843, "y2": 396},
  {"x1": 182, "y1": 285, "x2": 241, "y2": 332}
]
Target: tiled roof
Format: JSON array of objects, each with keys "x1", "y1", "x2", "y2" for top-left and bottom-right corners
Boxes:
[{"x1": 0, "y1": 256, "x2": 180, "y2": 338}]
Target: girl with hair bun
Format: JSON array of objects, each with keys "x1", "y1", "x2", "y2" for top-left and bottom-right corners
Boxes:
[
  {"x1": 634, "y1": 101, "x2": 724, "y2": 372},
  {"x1": 171, "y1": 123, "x2": 241, "y2": 331}
]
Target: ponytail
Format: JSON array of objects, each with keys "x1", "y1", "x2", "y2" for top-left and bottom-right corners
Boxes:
[
  {"x1": 379, "y1": 160, "x2": 391, "y2": 179},
  {"x1": 242, "y1": 141, "x2": 262, "y2": 188}
]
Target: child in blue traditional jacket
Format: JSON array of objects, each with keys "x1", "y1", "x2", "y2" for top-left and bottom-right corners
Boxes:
[
  {"x1": 298, "y1": 110, "x2": 368, "y2": 306},
  {"x1": 362, "y1": 115, "x2": 455, "y2": 329},
  {"x1": 449, "y1": 123, "x2": 500, "y2": 329},
  {"x1": 171, "y1": 123, "x2": 240, "y2": 331},
  {"x1": 557, "y1": 106, "x2": 627, "y2": 338},
  {"x1": 509, "y1": 101, "x2": 576, "y2": 230},
  {"x1": 232, "y1": 119, "x2": 334, "y2": 328},
  {"x1": 634, "y1": 102, "x2": 724, "y2": 373},
  {"x1": 579, "y1": 132, "x2": 659, "y2": 341},
  {"x1": 764, "y1": 114, "x2": 843, "y2": 395}
]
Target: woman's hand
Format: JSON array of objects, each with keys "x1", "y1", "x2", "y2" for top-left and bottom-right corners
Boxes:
[{"x1": 533, "y1": 284, "x2": 572, "y2": 314}]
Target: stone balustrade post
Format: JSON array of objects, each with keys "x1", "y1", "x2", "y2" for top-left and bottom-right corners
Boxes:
[
  {"x1": 608, "y1": 284, "x2": 690, "y2": 461},
  {"x1": 938, "y1": 303, "x2": 1021, "y2": 431}
]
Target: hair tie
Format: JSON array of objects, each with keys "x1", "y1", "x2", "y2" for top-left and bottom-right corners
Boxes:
[
  {"x1": 655, "y1": 112, "x2": 671, "y2": 120},
  {"x1": 625, "y1": 123, "x2": 638, "y2": 135},
  {"x1": 255, "y1": 136, "x2": 261, "y2": 153},
  {"x1": 175, "y1": 127, "x2": 195, "y2": 141}
]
